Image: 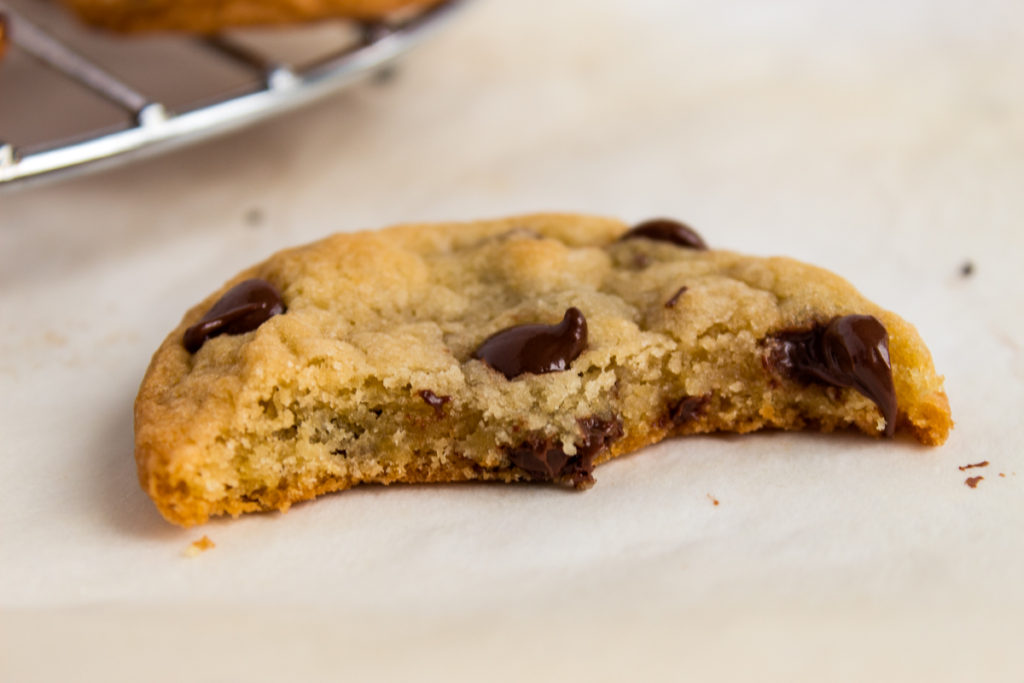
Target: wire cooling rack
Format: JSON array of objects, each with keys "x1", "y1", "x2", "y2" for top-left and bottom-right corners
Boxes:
[{"x1": 0, "y1": 0, "x2": 466, "y2": 189}]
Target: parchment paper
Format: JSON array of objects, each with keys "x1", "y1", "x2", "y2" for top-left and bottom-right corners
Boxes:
[{"x1": 2, "y1": 0, "x2": 1022, "y2": 680}]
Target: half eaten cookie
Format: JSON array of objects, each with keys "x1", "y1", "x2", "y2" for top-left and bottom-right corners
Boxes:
[{"x1": 135, "y1": 214, "x2": 952, "y2": 525}]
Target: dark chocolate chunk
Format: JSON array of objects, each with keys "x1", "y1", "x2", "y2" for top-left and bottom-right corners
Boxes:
[
  {"x1": 418, "y1": 389, "x2": 451, "y2": 417},
  {"x1": 507, "y1": 416, "x2": 623, "y2": 488},
  {"x1": 571, "y1": 416, "x2": 624, "y2": 487},
  {"x1": 183, "y1": 279, "x2": 286, "y2": 353},
  {"x1": 767, "y1": 315, "x2": 897, "y2": 437},
  {"x1": 472, "y1": 307, "x2": 588, "y2": 380},
  {"x1": 665, "y1": 285, "x2": 688, "y2": 308},
  {"x1": 619, "y1": 219, "x2": 708, "y2": 250},
  {"x1": 507, "y1": 438, "x2": 571, "y2": 483},
  {"x1": 668, "y1": 394, "x2": 711, "y2": 426}
]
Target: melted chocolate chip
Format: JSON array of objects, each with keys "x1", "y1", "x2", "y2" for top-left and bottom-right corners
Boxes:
[
  {"x1": 668, "y1": 394, "x2": 711, "y2": 426},
  {"x1": 572, "y1": 416, "x2": 624, "y2": 487},
  {"x1": 507, "y1": 416, "x2": 623, "y2": 488},
  {"x1": 419, "y1": 389, "x2": 451, "y2": 417},
  {"x1": 665, "y1": 286, "x2": 688, "y2": 308},
  {"x1": 183, "y1": 279, "x2": 285, "y2": 353},
  {"x1": 472, "y1": 308, "x2": 588, "y2": 380},
  {"x1": 619, "y1": 219, "x2": 708, "y2": 250},
  {"x1": 507, "y1": 439, "x2": 570, "y2": 483},
  {"x1": 767, "y1": 315, "x2": 897, "y2": 437}
]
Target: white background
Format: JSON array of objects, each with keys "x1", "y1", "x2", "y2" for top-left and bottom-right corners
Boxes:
[{"x1": 2, "y1": 0, "x2": 1023, "y2": 680}]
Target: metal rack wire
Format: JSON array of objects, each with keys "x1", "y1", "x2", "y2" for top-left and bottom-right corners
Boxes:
[{"x1": 0, "y1": 0, "x2": 466, "y2": 189}]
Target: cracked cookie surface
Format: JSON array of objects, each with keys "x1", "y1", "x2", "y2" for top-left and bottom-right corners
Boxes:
[{"x1": 136, "y1": 213, "x2": 952, "y2": 525}]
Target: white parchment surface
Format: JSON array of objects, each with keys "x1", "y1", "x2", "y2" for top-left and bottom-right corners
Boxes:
[{"x1": 2, "y1": 0, "x2": 1023, "y2": 680}]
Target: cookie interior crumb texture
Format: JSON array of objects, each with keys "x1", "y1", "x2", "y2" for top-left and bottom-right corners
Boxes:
[{"x1": 135, "y1": 214, "x2": 952, "y2": 526}]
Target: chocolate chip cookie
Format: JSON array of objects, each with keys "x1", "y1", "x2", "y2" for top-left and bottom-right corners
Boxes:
[
  {"x1": 135, "y1": 214, "x2": 952, "y2": 526},
  {"x1": 62, "y1": 0, "x2": 447, "y2": 33}
]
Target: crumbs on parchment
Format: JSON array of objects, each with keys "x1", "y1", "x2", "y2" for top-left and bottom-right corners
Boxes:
[
  {"x1": 184, "y1": 535, "x2": 216, "y2": 557},
  {"x1": 243, "y1": 207, "x2": 265, "y2": 228},
  {"x1": 964, "y1": 476, "x2": 983, "y2": 489}
]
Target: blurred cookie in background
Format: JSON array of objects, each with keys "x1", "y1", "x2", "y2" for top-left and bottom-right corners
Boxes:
[{"x1": 61, "y1": 0, "x2": 448, "y2": 33}]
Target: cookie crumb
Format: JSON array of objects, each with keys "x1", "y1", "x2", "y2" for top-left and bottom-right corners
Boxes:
[
  {"x1": 43, "y1": 330, "x2": 69, "y2": 347},
  {"x1": 244, "y1": 207, "x2": 265, "y2": 228},
  {"x1": 958, "y1": 460, "x2": 989, "y2": 471},
  {"x1": 960, "y1": 261, "x2": 974, "y2": 277},
  {"x1": 999, "y1": 473, "x2": 1006, "y2": 478},
  {"x1": 184, "y1": 535, "x2": 215, "y2": 557},
  {"x1": 964, "y1": 476, "x2": 983, "y2": 489},
  {"x1": 707, "y1": 494, "x2": 719, "y2": 506},
  {"x1": 372, "y1": 64, "x2": 399, "y2": 85}
]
